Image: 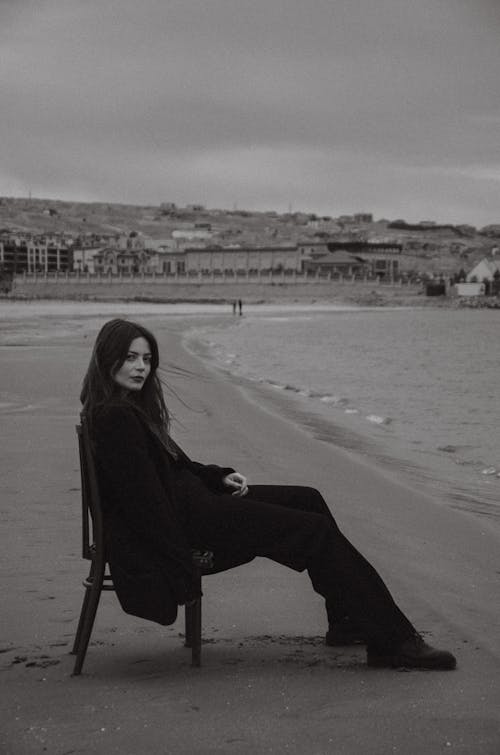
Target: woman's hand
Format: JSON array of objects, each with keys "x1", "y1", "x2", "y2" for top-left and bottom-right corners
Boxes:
[{"x1": 222, "y1": 472, "x2": 249, "y2": 497}]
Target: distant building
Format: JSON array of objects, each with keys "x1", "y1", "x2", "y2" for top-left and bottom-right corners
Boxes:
[
  {"x1": 302, "y1": 250, "x2": 367, "y2": 276},
  {"x1": 0, "y1": 233, "x2": 70, "y2": 273},
  {"x1": 296, "y1": 241, "x2": 330, "y2": 259},
  {"x1": 146, "y1": 245, "x2": 301, "y2": 276},
  {"x1": 147, "y1": 238, "x2": 177, "y2": 252},
  {"x1": 93, "y1": 247, "x2": 154, "y2": 275},
  {"x1": 108, "y1": 232, "x2": 148, "y2": 251},
  {"x1": 455, "y1": 282, "x2": 485, "y2": 297},
  {"x1": 324, "y1": 241, "x2": 402, "y2": 279},
  {"x1": 154, "y1": 251, "x2": 185, "y2": 275},
  {"x1": 466, "y1": 257, "x2": 500, "y2": 284},
  {"x1": 75, "y1": 232, "x2": 112, "y2": 248},
  {"x1": 306, "y1": 217, "x2": 341, "y2": 231},
  {"x1": 172, "y1": 228, "x2": 213, "y2": 241},
  {"x1": 72, "y1": 247, "x2": 104, "y2": 274},
  {"x1": 181, "y1": 245, "x2": 300, "y2": 275}
]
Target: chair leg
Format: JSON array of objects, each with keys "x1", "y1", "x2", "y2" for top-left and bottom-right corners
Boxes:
[
  {"x1": 185, "y1": 571, "x2": 202, "y2": 666},
  {"x1": 191, "y1": 597, "x2": 202, "y2": 667},
  {"x1": 71, "y1": 584, "x2": 93, "y2": 655},
  {"x1": 72, "y1": 565, "x2": 104, "y2": 676},
  {"x1": 184, "y1": 603, "x2": 194, "y2": 648}
]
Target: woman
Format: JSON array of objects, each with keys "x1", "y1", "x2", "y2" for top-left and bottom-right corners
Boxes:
[{"x1": 81, "y1": 318, "x2": 456, "y2": 670}]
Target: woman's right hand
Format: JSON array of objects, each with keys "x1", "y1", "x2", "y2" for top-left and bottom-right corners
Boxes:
[{"x1": 222, "y1": 471, "x2": 249, "y2": 497}]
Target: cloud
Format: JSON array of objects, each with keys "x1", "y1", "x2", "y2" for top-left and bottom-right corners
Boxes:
[{"x1": 1, "y1": 0, "x2": 499, "y2": 224}]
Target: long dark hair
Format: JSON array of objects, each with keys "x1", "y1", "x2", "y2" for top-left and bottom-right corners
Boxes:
[{"x1": 81, "y1": 318, "x2": 171, "y2": 442}]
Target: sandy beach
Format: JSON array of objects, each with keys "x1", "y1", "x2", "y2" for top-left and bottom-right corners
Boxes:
[{"x1": 1, "y1": 303, "x2": 500, "y2": 755}]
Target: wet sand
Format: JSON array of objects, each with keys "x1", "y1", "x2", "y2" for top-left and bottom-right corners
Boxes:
[{"x1": 1, "y1": 305, "x2": 500, "y2": 754}]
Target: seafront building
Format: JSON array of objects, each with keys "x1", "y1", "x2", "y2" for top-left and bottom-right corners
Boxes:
[
  {"x1": 72, "y1": 246, "x2": 103, "y2": 274},
  {"x1": 466, "y1": 256, "x2": 500, "y2": 283},
  {"x1": 465, "y1": 256, "x2": 500, "y2": 296},
  {"x1": 298, "y1": 241, "x2": 402, "y2": 279},
  {"x1": 87, "y1": 240, "x2": 402, "y2": 280},
  {"x1": 0, "y1": 232, "x2": 71, "y2": 274},
  {"x1": 0, "y1": 231, "x2": 403, "y2": 281}
]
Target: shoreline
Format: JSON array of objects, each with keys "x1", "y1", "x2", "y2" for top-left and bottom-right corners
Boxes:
[
  {"x1": 3, "y1": 285, "x2": 499, "y2": 311},
  {"x1": 0, "y1": 282, "x2": 463, "y2": 309},
  {"x1": 1, "y1": 309, "x2": 500, "y2": 753}
]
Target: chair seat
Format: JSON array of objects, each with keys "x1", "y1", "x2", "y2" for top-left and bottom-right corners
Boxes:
[{"x1": 82, "y1": 550, "x2": 216, "y2": 592}]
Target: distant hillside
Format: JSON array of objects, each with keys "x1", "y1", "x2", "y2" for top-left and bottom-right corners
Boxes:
[{"x1": 0, "y1": 195, "x2": 496, "y2": 275}]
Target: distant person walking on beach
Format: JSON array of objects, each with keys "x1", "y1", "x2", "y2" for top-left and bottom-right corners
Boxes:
[
  {"x1": 238, "y1": 299, "x2": 243, "y2": 316},
  {"x1": 80, "y1": 318, "x2": 456, "y2": 671},
  {"x1": 232, "y1": 300, "x2": 237, "y2": 315}
]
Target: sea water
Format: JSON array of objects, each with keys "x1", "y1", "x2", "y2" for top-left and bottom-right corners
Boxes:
[{"x1": 189, "y1": 307, "x2": 500, "y2": 520}]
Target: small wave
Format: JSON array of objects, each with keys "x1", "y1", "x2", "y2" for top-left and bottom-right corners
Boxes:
[
  {"x1": 366, "y1": 414, "x2": 392, "y2": 426},
  {"x1": 0, "y1": 402, "x2": 39, "y2": 414},
  {"x1": 481, "y1": 467, "x2": 497, "y2": 476},
  {"x1": 261, "y1": 381, "x2": 353, "y2": 409},
  {"x1": 266, "y1": 380, "x2": 287, "y2": 391},
  {"x1": 319, "y1": 395, "x2": 348, "y2": 406},
  {"x1": 0, "y1": 394, "x2": 29, "y2": 413},
  {"x1": 344, "y1": 408, "x2": 359, "y2": 414}
]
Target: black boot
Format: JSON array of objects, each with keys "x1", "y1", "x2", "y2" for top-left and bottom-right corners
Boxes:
[{"x1": 367, "y1": 633, "x2": 456, "y2": 670}]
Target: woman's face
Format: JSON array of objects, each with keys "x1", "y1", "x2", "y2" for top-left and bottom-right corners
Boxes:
[{"x1": 113, "y1": 336, "x2": 152, "y2": 393}]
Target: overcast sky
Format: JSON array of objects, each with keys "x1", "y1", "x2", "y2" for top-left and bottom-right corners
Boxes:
[{"x1": 1, "y1": 0, "x2": 499, "y2": 225}]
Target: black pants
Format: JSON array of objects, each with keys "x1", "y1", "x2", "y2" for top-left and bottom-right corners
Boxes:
[{"x1": 183, "y1": 484, "x2": 416, "y2": 650}]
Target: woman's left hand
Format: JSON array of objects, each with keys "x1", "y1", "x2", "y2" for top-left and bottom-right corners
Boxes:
[{"x1": 222, "y1": 472, "x2": 249, "y2": 497}]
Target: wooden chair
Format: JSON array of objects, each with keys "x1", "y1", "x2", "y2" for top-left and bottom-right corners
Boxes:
[{"x1": 70, "y1": 418, "x2": 214, "y2": 675}]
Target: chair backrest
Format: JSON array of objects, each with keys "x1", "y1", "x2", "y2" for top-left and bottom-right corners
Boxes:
[{"x1": 76, "y1": 417, "x2": 105, "y2": 562}]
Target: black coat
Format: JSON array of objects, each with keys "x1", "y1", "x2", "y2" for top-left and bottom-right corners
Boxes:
[{"x1": 93, "y1": 403, "x2": 240, "y2": 625}]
